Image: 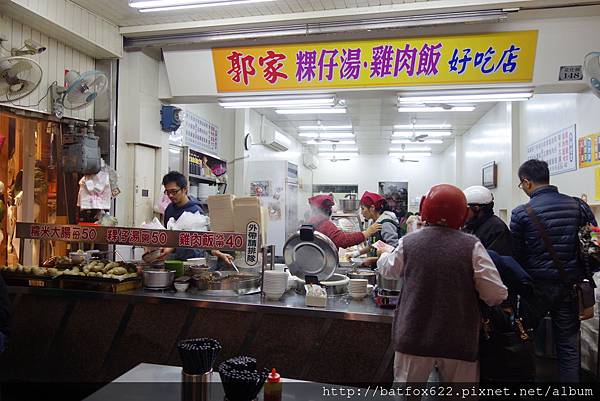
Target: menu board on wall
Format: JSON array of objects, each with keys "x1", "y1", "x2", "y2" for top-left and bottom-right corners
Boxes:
[
  {"x1": 526, "y1": 125, "x2": 577, "y2": 176},
  {"x1": 176, "y1": 110, "x2": 219, "y2": 154},
  {"x1": 578, "y1": 132, "x2": 600, "y2": 169}
]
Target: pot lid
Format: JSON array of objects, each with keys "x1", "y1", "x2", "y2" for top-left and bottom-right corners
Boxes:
[{"x1": 284, "y1": 225, "x2": 338, "y2": 281}]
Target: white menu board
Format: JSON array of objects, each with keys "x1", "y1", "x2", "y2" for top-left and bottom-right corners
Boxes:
[
  {"x1": 176, "y1": 111, "x2": 219, "y2": 154},
  {"x1": 526, "y1": 125, "x2": 577, "y2": 176}
]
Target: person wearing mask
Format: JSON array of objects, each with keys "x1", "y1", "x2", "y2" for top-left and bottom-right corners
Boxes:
[
  {"x1": 377, "y1": 184, "x2": 507, "y2": 382},
  {"x1": 347, "y1": 192, "x2": 400, "y2": 266},
  {"x1": 510, "y1": 159, "x2": 597, "y2": 382},
  {"x1": 307, "y1": 194, "x2": 381, "y2": 249},
  {"x1": 462, "y1": 185, "x2": 513, "y2": 257},
  {"x1": 159, "y1": 171, "x2": 233, "y2": 266}
]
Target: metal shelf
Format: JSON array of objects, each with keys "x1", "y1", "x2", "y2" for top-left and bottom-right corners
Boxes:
[{"x1": 188, "y1": 174, "x2": 217, "y2": 184}]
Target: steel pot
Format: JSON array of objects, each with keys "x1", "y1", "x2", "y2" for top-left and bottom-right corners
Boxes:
[
  {"x1": 376, "y1": 271, "x2": 403, "y2": 291},
  {"x1": 339, "y1": 198, "x2": 360, "y2": 212},
  {"x1": 143, "y1": 269, "x2": 174, "y2": 289}
]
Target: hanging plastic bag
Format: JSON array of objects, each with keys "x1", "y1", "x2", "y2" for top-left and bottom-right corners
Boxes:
[
  {"x1": 141, "y1": 217, "x2": 166, "y2": 230},
  {"x1": 167, "y1": 211, "x2": 209, "y2": 232},
  {"x1": 154, "y1": 193, "x2": 171, "y2": 215}
]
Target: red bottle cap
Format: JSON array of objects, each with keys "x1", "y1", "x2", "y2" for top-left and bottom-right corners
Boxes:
[{"x1": 268, "y1": 368, "x2": 280, "y2": 383}]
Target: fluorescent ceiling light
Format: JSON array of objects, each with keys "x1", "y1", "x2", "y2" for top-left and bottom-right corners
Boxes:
[
  {"x1": 318, "y1": 148, "x2": 359, "y2": 152},
  {"x1": 130, "y1": 0, "x2": 232, "y2": 7},
  {"x1": 389, "y1": 147, "x2": 432, "y2": 152},
  {"x1": 398, "y1": 91, "x2": 533, "y2": 104},
  {"x1": 298, "y1": 132, "x2": 354, "y2": 138},
  {"x1": 389, "y1": 152, "x2": 432, "y2": 158},
  {"x1": 219, "y1": 95, "x2": 335, "y2": 109},
  {"x1": 394, "y1": 124, "x2": 451, "y2": 129},
  {"x1": 398, "y1": 106, "x2": 475, "y2": 113},
  {"x1": 306, "y1": 140, "x2": 355, "y2": 145},
  {"x1": 134, "y1": 0, "x2": 275, "y2": 12},
  {"x1": 298, "y1": 125, "x2": 352, "y2": 130},
  {"x1": 276, "y1": 108, "x2": 346, "y2": 115},
  {"x1": 393, "y1": 131, "x2": 452, "y2": 137},
  {"x1": 319, "y1": 153, "x2": 359, "y2": 158},
  {"x1": 392, "y1": 139, "x2": 443, "y2": 144}
]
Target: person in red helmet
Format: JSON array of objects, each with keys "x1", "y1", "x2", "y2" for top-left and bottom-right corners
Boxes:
[
  {"x1": 376, "y1": 184, "x2": 507, "y2": 383},
  {"x1": 307, "y1": 194, "x2": 381, "y2": 249}
]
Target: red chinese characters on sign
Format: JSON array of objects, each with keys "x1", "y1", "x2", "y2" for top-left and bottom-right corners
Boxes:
[
  {"x1": 226, "y1": 51, "x2": 256, "y2": 86},
  {"x1": 141, "y1": 230, "x2": 152, "y2": 244},
  {"x1": 201, "y1": 233, "x2": 215, "y2": 248},
  {"x1": 258, "y1": 50, "x2": 288, "y2": 84},
  {"x1": 190, "y1": 233, "x2": 202, "y2": 248},
  {"x1": 40, "y1": 225, "x2": 51, "y2": 238},
  {"x1": 119, "y1": 229, "x2": 130, "y2": 244},
  {"x1": 214, "y1": 233, "x2": 225, "y2": 249},
  {"x1": 129, "y1": 229, "x2": 141, "y2": 244},
  {"x1": 107, "y1": 228, "x2": 119, "y2": 243},
  {"x1": 179, "y1": 232, "x2": 192, "y2": 247},
  {"x1": 30, "y1": 225, "x2": 41, "y2": 238}
]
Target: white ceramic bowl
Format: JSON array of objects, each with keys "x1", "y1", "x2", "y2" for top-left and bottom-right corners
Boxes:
[
  {"x1": 174, "y1": 282, "x2": 189, "y2": 292},
  {"x1": 350, "y1": 292, "x2": 368, "y2": 300},
  {"x1": 264, "y1": 291, "x2": 285, "y2": 300}
]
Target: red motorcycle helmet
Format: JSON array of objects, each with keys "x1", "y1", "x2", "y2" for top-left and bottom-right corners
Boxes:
[{"x1": 420, "y1": 184, "x2": 468, "y2": 230}]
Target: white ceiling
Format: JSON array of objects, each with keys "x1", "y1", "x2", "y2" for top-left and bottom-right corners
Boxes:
[
  {"x1": 255, "y1": 90, "x2": 496, "y2": 155},
  {"x1": 72, "y1": 0, "x2": 439, "y2": 27},
  {"x1": 72, "y1": 0, "x2": 600, "y2": 31}
]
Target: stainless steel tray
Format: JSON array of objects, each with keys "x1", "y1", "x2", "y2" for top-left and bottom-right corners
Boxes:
[{"x1": 197, "y1": 271, "x2": 261, "y2": 296}]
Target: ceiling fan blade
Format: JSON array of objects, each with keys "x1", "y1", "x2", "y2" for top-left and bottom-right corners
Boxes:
[{"x1": 415, "y1": 134, "x2": 428, "y2": 140}]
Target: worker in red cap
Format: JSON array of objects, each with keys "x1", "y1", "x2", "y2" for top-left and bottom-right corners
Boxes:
[
  {"x1": 307, "y1": 194, "x2": 381, "y2": 249},
  {"x1": 376, "y1": 184, "x2": 507, "y2": 383},
  {"x1": 347, "y1": 191, "x2": 401, "y2": 266}
]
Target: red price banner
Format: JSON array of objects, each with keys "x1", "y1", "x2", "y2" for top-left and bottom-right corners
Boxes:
[{"x1": 16, "y1": 223, "x2": 246, "y2": 251}]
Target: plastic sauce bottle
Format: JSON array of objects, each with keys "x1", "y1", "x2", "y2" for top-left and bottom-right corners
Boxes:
[{"x1": 264, "y1": 368, "x2": 282, "y2": 401}]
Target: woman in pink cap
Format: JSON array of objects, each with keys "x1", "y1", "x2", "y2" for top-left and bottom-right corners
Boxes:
[
  {"x1": 347, "y1": 191, "x2": 400, "y2": 267},
  {"x1": 307, "y1": 194, "x2": 381, "y2": 249}
]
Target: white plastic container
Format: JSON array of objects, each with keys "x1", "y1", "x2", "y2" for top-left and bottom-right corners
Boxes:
[{"x1": 305, "y1": 285, "x2": 327, "y2": 308}]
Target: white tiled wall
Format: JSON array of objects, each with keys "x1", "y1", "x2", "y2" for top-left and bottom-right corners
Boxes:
[{"x1": 0, "y1": 13, "x2": 96, "y2": 120}]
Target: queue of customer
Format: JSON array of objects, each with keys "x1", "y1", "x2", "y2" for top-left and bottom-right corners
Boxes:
[{"x1": 375, "y1": 159, "x2": 597, "y2": 384}]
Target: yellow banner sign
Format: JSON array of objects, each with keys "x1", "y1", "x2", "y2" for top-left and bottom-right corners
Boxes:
[
  {"x1": 212, "y1": 31, "x2": 538, "y2": 92},
  {"x1": 579, "y1": 132, "x2": 600, "y2": 169}
]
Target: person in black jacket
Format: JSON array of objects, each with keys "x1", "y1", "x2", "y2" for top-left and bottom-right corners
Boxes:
[
  {"x1": 510, "y1": 159, "x2": 597, "y2": 382},
  {"x1": 462, "y1": 185, "x2": 513, "y2": 257}
]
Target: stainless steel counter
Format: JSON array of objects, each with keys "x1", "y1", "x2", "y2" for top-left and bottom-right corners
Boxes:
[
  {"x1": 8, "y1": 286, "x2": 393, "y2": 323},
  {"x1": 128, "y1": 288, "x2": 394, "y2": 323}
]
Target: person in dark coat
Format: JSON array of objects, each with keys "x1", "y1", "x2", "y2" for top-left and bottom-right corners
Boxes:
[
  {"x1": 510, "y1": 159, "x2": 597, "y2": 382},
  {"x1": 480, "y1": 250, "x2": 536, "y2": 382},
  {"x1": 463, "y1": 185, "x2": 513, "y2": 257}
]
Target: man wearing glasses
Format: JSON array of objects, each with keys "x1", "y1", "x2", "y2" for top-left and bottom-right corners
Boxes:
[
  {"x1": 510, "y1": 159, "x2": 596, "y2": 382},
  {"x1": 160, "y1": 171, "x2": 233, "y2": 266}
]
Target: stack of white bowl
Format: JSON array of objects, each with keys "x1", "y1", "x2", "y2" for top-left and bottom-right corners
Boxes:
[
  {"x1": 348, "y1": 279, "x2": 368, "y2": 299},
  {"x1": 263, "y1": 270, "x2": 288, "y2": 300}
]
